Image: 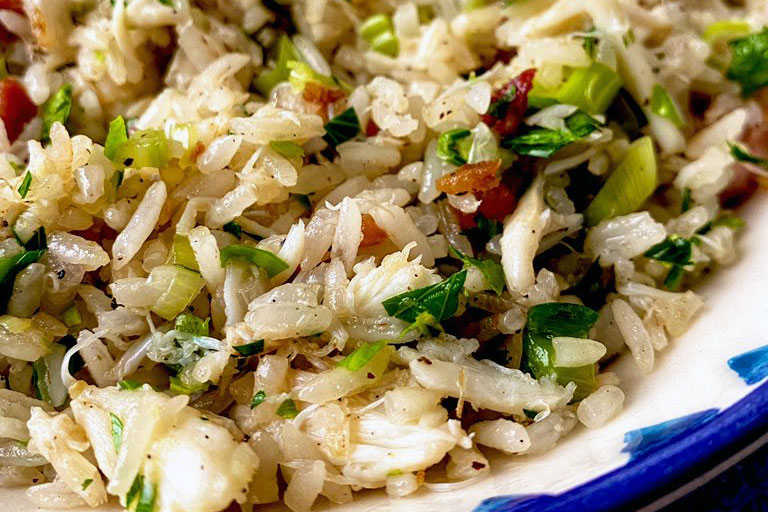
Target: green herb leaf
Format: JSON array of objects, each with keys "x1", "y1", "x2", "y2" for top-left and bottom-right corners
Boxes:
[
  {"x1": 169, "y1": 375, "x2": 209, "y2": 395},
  {"x1": 436, "y1": 129, "x2": 472, "y2": 166},
  {"x1": 82, "y1": 478, "x2": 93, "y2": 490},
  {"x1": 223, "y1": 221, "x2": 242, "y2": 238},
  {"x1": 337, "y1": 340, "x2": 387, "y2": 371},
  {"x1": 681, "y1": 188, "x2": 692, "y2": 213},
  {"x1": 448, "y1": 246, "x2": 505, "y2": 295},
  {"x1": 109, "y1": 412, "x2": 123, "y2": 453},
  {"x1": 650, "y1": 84, "x2": 685, "y2": 127},
  {"x1": 270, "y1": 140, "x2": 305, "y2": 159},
  {"x1": 219, "y1": 245, "x2": 289, "y2": 278},
  {"x1": 41, "y1": 84, "x2": 73, "y2": 144},
  {"x1": 118, "y1": 379, "x2": 142, "y2": 390},
  {"x1": 644, "y1": 235, "x2": 693, "y2": 266},
  {"x1": 250, "y1": 390, "x2": 267, "y2": 409},
  {"x1": 581, "y1": 28, "x2": 598, "y2": 59},
  {"x1": 382, "y1": 269, "x2": 467, "y2": 324},
  {"x1": 726, "y1": 27, "x2": 768, "y2": 97},
  {"x1": 521, "y1": 303, "x2": 600, "y2": 400},
  {"x1": 502, "y1": 111, "x2": 601, "y2": 158},
  {"x1": 276, "y1": 398, "x2": 299, "y2": 419},
  {"x1": 17, "y1": 172, "x2": 32, "y2": 198},
  {"x1": 323, "y1": 108, "x2": 360, "y2": 148},
  {"x1": 0, "y1": 227, "x2": 47, "y2": 313},
  {"x1": 104, "y1": 115, "x2": 128, "y2": 160},
  {"x1": 729, "y1": 141, "x2": 768, "y2": 168},
  {"x1": 234, "y1": 339, "x2": 264, "y2": 356},
  {"x1": 127, "y1": 474, "x2": 156, "y2": 512}
]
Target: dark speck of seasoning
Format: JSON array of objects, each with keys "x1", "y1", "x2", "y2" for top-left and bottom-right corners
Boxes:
[
  {"x1": 110, "y1": 298, "x2": 118, "y2": 309},
  {"x1": 472, "y1": 461, "x2": 486, "y2": 470},
  {"x1": 204, "y1": 434, "x2": 209, "y2": 439},
  {"x1": 123, "y1": 158, "x2": 134, "y2": 166},
  {"x1": 367, "y1": 372, "x2": 375, "y2": 379},
  {"x1": 1, "y1": 220, "x2": 7, "y2": 227},
  {"x1": 417, "y1": 356, "x2": 432, "y2": 365},
  {"x1": 147, "y1": 454, "x2": 152, "y2": 459},
  {"x1": 56, "y1": 269, "x2": 66, "y2": 279}
]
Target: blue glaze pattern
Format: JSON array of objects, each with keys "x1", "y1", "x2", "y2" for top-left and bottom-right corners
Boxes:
[
  {"x1": 728, "y1": 345, "x2": 768, "y2": 385},
  {"x1": 621, "y1": 409, "x2": 719, "y2": 461}
]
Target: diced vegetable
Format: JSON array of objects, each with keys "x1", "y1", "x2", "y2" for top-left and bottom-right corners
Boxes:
[
  {"x1": 337, "y1": 340, "x2": 387, "y2": 371},
  {"x1": 32, "y1": 344, "x2": 68, "y2": 407},
  {"x1": 681, "y1": 188, "x2": 692, "y2": 213},
  {"x1": 650, "y1": 84, "x2": 684, "y2": 127},
  {"x1": 359, "y1": 14, "x2": 399, "y2": 57},
  {"x1": 322, "y1": 108, "x2": 360, "y2": 148},
  {"x1": 17, "y1": 172, "x2": 31, "y2": 198},
  {"x1": 0, "y1": 78, "x2": 37, "y2": 143},
  {"x1": 234, "y1": 340, "x2": 264, "y2": 356},
  {"x1": 250, "y1": 390, "x2": 266, "y2": 409},
  {"x1": 168, "y1": 234, "x2": 199, "y2": 271},
  {"x1": 112, "y1": 129, "x2": 170, "y2": 169},
  {"x1": 270, "y1": 140, "x2": 305, "y2": 159},
  {"x1": 40, "y1": 84, "x2": 73, "y2": 144},
  {"x1": 702, "y1": 19, "x2": 751, "y2": 44},
  {"x1": 254, "y1": 35, "x2": 303, "y2": 95},
  {"x1": 521, "y1": 303, "x2": 600, "y2": 400},
  {"x1": 726, "y1": 27, "x2": 768, "y2": 97},
  {"x1": 482, "y1": 69, "x2": 536, "y2": 137},
  {"x1": 174, "y1": 312, "x2": 209, "y2": 337},
  {"x1": 63, "y1": 305, "x2": 81, "y2": 327},
  {"x1": 148, "y1": 265, "x2": 206, "y2": 321},
  {"x1": 503, "y1": 110, "x2": 601, "y2": 158},
  {"x1": 583, "y1": 136, "x2": 657, "y2": 226},
  {"x1": 448, "y1": 246, "x2": 505, "y2": 295},
  {"x1": 535, "y1": 63, "x2": 622, "y2": 115},
  {"x1": 436, "y1": 129, "x2": 472, "y2": 166},
  {"x1": 382, "y1": 269, "x2": 467, "y2": 324},
  {"x1": 104, "y1": 115, "x2": 128, "y2": 160},
  {"x1": 0, "y1": 227, "x2": 47, "y2": 313},
  {"x1": 287, "y1": 61, "x2": 339, "y2": 92},
  {"x1": 219, "y1": 245, "x2": 289, "y2": 278},
  {"x1": 222, "y1": 221, "x2": 242, "y2": 238},
  {"x1": 643, "y1": 235, "x2": 693, "y2": 290},
  {"x1": 276, "y1": 398, "x2": 299, "y2": 419}
]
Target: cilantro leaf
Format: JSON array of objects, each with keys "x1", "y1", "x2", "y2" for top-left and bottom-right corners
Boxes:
[
  {"x1": 729, "y1": 141, "x2": 768, "y2": 168},
  {"x1": 382, "y1": 270, "x2": 467, "y2": 324},
  {"x1": 502, "y1": 111, "x2": 601, "y2": 158},
  {"x1": 643, "y1": 235, "x2": 693, "y2": 266},
  {"x1": 448, "y1": 246, "x2": 505, "y2": 295},
  {"x1": 726, "y1": 27, "x2": 768, "y2": 97},
  {"x1": 250, "y1": 390, "x2": 267, "y2": 409},
  {"x1": 323, "y1": 108, "x2": 360, "y2": 148},
  {"x1": 17, "y1": 172, "x2": 31, "y2": 198}
]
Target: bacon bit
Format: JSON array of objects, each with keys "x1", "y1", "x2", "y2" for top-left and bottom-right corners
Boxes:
[
  {"x1": 360, "y1": 214, "x2": 388, "y2": 247},
  {"x1": 456, "y1": 181, "x2": 520, "y2": 231},
  {"x1": 303, "y1": 82, "x2": 346, "y2": 118},
  {"x1": 0, "y1": 78, "x2": 37, "y2": 143},
  {"x1": 365, "y1": 119, "x2": 380, "y2": 137},
  {"x1": 481, "y1": 69, "x2": 536, "y2": 137},
  {"x1": 436, "y1": 159, "x2": 502, "y2": 195}
]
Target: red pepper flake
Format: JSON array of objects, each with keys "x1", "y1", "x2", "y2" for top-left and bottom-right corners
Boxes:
[
  {"x1": 481, "y1": 69, "x2": 536, "y2": 137},
  {"x1": 0, "y1": 78, "x2": 37, "y2": 143},
  {"x1": 360, "y1": 214, "x2": 388, "y2": 247},
  {"x1": 436, "y1": 159, "x2": 501, "y2": 195},
  {"x1": 365, "y1": 119, "x2": 380, "y2": 137}
]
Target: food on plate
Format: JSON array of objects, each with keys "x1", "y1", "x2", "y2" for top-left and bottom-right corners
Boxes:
[{"x1": 0, "y1": 0, "x2": 764, "y2": 510}]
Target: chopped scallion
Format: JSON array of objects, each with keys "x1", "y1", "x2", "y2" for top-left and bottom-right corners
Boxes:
[
  {"x1": 41, "y1": 84, "x2": 73, "y2": 145},
  {"x1": 219, "y1": 245, "x2": 289, "y2": 278},
  {"x1": 337, "y1": 340, "x2": 387, "y2": 371}
]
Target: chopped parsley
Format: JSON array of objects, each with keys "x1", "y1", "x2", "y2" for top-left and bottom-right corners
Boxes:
[
  {"x1": 449, "y1": 246, "x2": 505, "y2": 296},
  {"x1": 322, "y1": 108, "x2": 360, "y2": 148},
  {"x1": 726, "y1": 27, "x2": 768, "y2": 97}
]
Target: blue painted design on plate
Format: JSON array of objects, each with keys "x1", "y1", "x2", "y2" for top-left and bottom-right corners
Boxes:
[
  {"x1": 621, "y1": 409, "x2": 719, "y2": 461},
  {"x1": 728, "y1": 345, "x2": 768, "y2": 385},
  {"x1": 471, "y1": 378, "x2": 768, "y2": 512}
]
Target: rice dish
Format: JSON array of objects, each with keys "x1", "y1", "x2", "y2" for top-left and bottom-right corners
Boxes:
[{"x1": 0, "y1": 0, "x2": 765, "y2": 510}]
